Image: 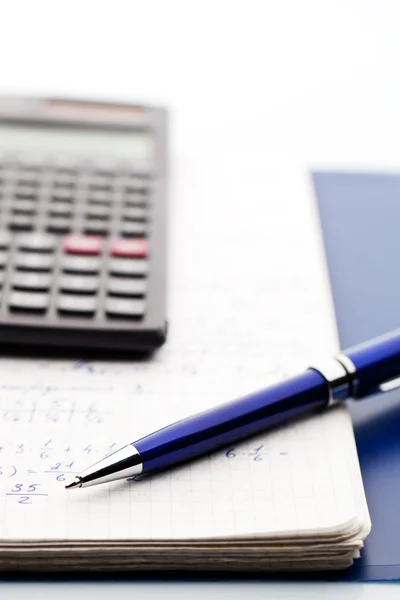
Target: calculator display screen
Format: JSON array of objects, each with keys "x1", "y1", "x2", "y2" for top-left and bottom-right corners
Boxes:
[{"x1": 0, "y1": 123, "x2": 153, "y2": 163}]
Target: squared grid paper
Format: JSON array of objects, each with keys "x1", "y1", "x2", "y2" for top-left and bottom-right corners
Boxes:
[{"x1": 0, "y1": 164, "x2": 370, "y2": 557}]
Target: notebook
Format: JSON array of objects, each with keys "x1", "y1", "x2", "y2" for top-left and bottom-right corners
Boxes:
[{"x1": 0, "y1": 165, "x2": 370, "y2": 572}]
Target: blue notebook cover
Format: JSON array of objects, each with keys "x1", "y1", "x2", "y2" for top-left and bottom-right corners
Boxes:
[{"x1": 313, "y1": 172, "x2": 400, "y2": 581}]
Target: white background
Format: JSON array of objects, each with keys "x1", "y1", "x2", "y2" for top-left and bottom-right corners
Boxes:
[
  {"x1": 2, "y1": 0, "x2": 400, "y2": 172},
  {"x1": 1, "y1": 0, "x2": 400, "y2": 596}
]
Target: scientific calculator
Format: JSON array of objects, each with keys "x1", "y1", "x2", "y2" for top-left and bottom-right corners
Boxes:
[{"x1": 0, "y1": 96, "x2": 167, "y2": 353}]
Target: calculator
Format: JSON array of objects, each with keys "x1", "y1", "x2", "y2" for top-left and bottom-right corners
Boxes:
[{"x1": 0, "y1": 96, "x2": 167, "y2": 354}]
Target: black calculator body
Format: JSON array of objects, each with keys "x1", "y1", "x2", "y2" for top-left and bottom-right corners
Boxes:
[{"x1": 0, "y1": 96, "x2": 167, "y2": 354}]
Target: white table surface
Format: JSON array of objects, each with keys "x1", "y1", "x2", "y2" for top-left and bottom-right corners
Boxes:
[
  {"x1": 1, "y1": 582, "x2": 400, "y2": 599},
  {"x1": 1, "y1": 0, "x2": 400, "y2": 595}
]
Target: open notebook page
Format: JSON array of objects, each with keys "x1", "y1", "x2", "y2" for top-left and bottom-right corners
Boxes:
[{"x1": 0, "y1": 162, "x2": 369, "y2": 543}]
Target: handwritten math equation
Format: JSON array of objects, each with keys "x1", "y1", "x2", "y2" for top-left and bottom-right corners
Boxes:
[
  {"x1": 0, "y1": 438, "x2": 292, "y2": 505},
  {"x1": 0, "y1": 383, "x2": 113, "y2": 426},
  {"x1": 225, "y1": 445, "x2": 289, "y2": 462},
  {"x1": 0, "y1": 438, "x2": 118, "y2": 505}
]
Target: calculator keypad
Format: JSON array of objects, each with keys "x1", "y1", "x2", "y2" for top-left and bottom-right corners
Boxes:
[{"x1": 0, "y1": 156, "x2": 151, "y2": 322}]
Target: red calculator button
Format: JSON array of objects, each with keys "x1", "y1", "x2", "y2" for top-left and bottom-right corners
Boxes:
[
  {"x1": 110, "y1": 238, "x2": 148, "y2": 258},
  {"x1": 64, "y1": 235, "x2": 103, "y2": 255}
]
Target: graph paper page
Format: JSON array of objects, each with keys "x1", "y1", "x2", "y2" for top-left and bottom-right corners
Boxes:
[{"x1": 0, "y1": 164, "x2": 369, "y2": 542}]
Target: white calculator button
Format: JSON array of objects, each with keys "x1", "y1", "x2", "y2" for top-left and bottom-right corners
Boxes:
[
  {"x1": 62, "y1": 255, "x2": 101, "y2": 274},
  {"x1": 106, "y1": 297, "x2": 146, "y2": 318},
  {"x1": 108, "y1": 258, "x2": 148, "y2": 276}
]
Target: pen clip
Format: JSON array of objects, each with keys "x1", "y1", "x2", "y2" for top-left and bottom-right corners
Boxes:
[
  {"x1": 373, "y1": 375, "x2": 400, "y2": 395},
  {"x1": 357, "y1": 375, "x2": 400, "y2": 399}
]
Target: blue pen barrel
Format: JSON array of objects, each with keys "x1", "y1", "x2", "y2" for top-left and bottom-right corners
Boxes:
[
  {"x1": 345, "y1": 328, "x2": 400, "y2": 398},
  {"x1": 134, "y1": 370, "x2": 329, "y2": 474}
]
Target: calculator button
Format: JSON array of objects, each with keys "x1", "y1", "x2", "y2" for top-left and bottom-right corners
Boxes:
[
  {"x1": 9, "y1": 291, "x2": 49, "y2": 312},
  {"x1": 83, "y1": 220, "x2": 109, "y2": 235},
  {"x1": 88, "y1": 191, "x2": 111, "y2": 205},
  {"x1": 12, "y1": 200, "x2": 37, "y2": 215},
  {"x1": 16, "y1": 233, "x2": 56, "y2": 253},
  {"x1": 110, "y1": 238, "x2": 148, "y2": 258},
  {"x1": 62, "y1": 255, "x2": 101, "y2": 274},
  {"x1": 0, "y1": 231, "x2": 11, "y2": 248},
  {"x1": 85, "y1": 205, "x2": 110, "y2": 219},
  {"x1": 55, "y1": 166, "x2": 77, "y2": 176},
  {"x1": 57, "y1": 294, "x2": 97, "y2": 315},
  {"x1": 120, "y1": 222, "x2": 147, "y2": 236},
  {"x1": 90, "y1": 164, "x2": 117, "y2": 177},
  {"x1": 48, "y1": 203, "x2": 73, "y2": 217},
  {"x1": 106, "y1": 297, "x2": 146, "y2": 318},
  {"x1": 125, "y1": 177, "x2": 148, "y2": 193},
  {"x1": 12, "y1": 272, "x2": 52, "y2": 291},
  {"x1": 64, "y1": 235, "x2": 103, "y2": 255},
  {"x1": 52, "y1": 190, "x2": 74, "y2": 203},
  {"x1": 14, "y1": 186, "x2": 38, "y2": 200},
  {"x1": 53, "y1": 173, "x2": 76, "y2": 188},
  {"x1": 109, "y1": 258, "x2": 148, "y2": 276},
  {"x1": 123, "y1": 207, "x2": 148, "y2": 221},
  {"x1": 47, "y1": 218, "x2": 72, "y2": 233},
  {"x1": 17, "y1": 171, "x2": 39, "y2": 186},
  {"x1": 88, "y1": 176, "x2": 113, "y2": 191},
  {"x1": 15, "y1": 253, "x2": 54, "y2": 272},
  {"x1": 18, "y1": 157, "x2": 43, "y2": 170},
  {"x1": 107, "y1": 277, "x2": 147, "y2": 297},
  {"x1": 9, "y1": 215, "x2": 33, "y2": 231},
  {"x1": 59, "y1": 274, "x2": 99, "y2": 293},
  {"x1": 124, "y1": 192, "x2": 147, "y2": 207},
  {"x1": 0, "y1": 251, "x2": 8, "y2": 268}
]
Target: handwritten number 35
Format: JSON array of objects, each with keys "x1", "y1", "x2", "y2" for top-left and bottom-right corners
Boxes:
[{"x1": 12, "y1": 483, "x2": 39, "y2": 493}]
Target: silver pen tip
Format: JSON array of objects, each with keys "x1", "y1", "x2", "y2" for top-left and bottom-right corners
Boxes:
[{"x1": 65, "y1": 476, "x2": 82, "y2": 490}]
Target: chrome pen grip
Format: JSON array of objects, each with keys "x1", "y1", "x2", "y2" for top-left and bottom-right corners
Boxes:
[{"x1": 309, "y1": 357, "x2": 353, "y2": 405}]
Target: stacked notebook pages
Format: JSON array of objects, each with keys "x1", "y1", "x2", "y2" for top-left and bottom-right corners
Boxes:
[
  {"x1": 0, "y1": 165, "x2": 370, "y2": 572},
  {"x1": 0, "y1": 401, "x2": 370, "y2": 572}
]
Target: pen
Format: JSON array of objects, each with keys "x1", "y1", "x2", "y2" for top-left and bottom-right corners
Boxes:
[{"x1": 66, "y1": 328, "x2": 400, "y2": 490}]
